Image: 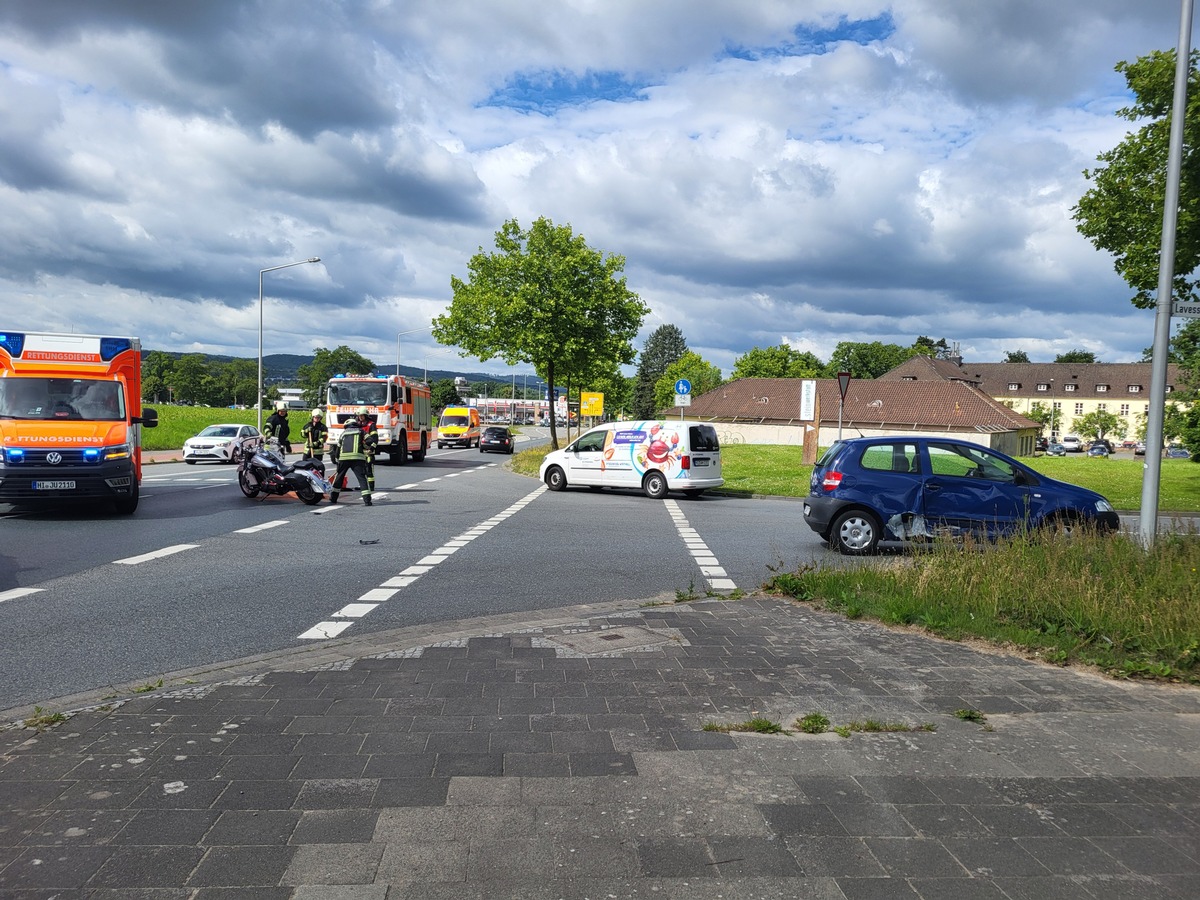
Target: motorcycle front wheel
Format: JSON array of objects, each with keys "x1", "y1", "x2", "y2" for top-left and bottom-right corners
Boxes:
[{"x1": 238, "y1": 468, "x2": 260, "y2": 498}]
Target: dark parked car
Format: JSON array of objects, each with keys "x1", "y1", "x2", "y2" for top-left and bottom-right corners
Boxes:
[
  {"x1": 479, "y1": 426, "x2": 514, "y2": 455},
  {"x1": 1087, "y1": 443, "x2": 1109, "y2": 458},
  {"x1": 1134, "y1": 442, "x2": 1147, "y2": 456},
  {"x1": 1165, "y1": 446, "x2": 1191, "y2": 459},
  {"x1": 803, "y1": 436, "x2": 1120, "y2": 555},
  {"x1": 1045, "y1": 442, "x2": 1066, "y2": 457}
]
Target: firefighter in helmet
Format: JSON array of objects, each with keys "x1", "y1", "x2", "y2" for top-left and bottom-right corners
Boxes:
[
  {"x1": 355, "y1": 405, "x2": 378, "y2": 494},
  {"x1": 301, "y1": 408, "x2": 329, "y2": 462},
  {"x1": 329, "y1": 417, "x2": 373, "y2": 505},
  {"x1": 262, "y1": 401, "x2": 291, "y2": 454}
]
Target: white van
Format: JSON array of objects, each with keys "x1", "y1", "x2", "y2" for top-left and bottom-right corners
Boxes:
[
  {"x1": 539, "y1": 420, "x2": 723, "y2": 499},
  {"x1": 1062, "y1": 435, "x2": 1083, "y2": 452}
]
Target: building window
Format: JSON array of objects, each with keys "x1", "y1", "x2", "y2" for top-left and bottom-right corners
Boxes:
[
  {"x1": 1037, "y1": 383, "x2": 1049, "y2": 391},
  {"x1": 1166, "y1": 385, "x2": 1173, "y2": 393},
  {"x1": 1128, "y1": 385, "x2": 1141, "y2": 393},
  {"x1": 902, "y1": 376, "x2": 916, "y2": 381},
  {"x1": 1064, "y1": 383, "x2": 1077, "y2": 392},
  {"x1": 1008, "y1": 382, "x2": 1020, "y2": 391},
  {"x1": 1098, "y1": 403, "x2": 1106, "y2": 412},
  {"x1": 1120, "y1": 403, "x2": 1129, "y2": 416},
  {"x1": 1096, "y1": 384, "x2": 1108, "y2": 392},
  {"x1": 1074, "y1": 403, "x2": 1084, "y2": 415},
  {"x1": 1144, "y1": 404, "x2": 1150, "y2": 413},
  {"x1": 1052, "y1": 402, "x2": 1062, "y2": 411}
]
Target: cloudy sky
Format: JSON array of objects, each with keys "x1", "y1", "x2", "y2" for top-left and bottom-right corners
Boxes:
[{"x1": 1, "y1": 1, "x2": 1193, "y2": 377}]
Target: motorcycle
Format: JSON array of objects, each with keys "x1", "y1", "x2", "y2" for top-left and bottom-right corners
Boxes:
[{"x1": 237, "y1": 438, "x2": 331, "y2": 505}]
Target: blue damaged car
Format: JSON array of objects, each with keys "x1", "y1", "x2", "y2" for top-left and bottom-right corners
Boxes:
[{"x1": 803, "y1": 436, "x2": 1120, "y2": 555}]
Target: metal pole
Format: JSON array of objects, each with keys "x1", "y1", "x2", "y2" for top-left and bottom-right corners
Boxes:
[
  {"x1": 837, "y1": 396, "x2": 843, "y2": 442},
  {"x1": 1140, "y1": 0, "x2": 1194, "y2": 549},
  {"x1": 257, "y1": 258, "x2": 320, "y2": 432}
]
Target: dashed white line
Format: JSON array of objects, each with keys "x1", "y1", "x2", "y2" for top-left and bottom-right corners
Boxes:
[
  {"x1": 114, "y1": 544, "x2": 198, "y2": 566},
  {"x1": 297, "y1": 484, "x2": 547, "y2": 640},
  {"x1": 0, "y1": 587, "x2": 44, "y2": 603},
  {"x1": 235, "y1": 520, "x2": 289, "y2": 534},
  {"x1": 664, "y1": 499, "x2": 737, "y2": 591}
]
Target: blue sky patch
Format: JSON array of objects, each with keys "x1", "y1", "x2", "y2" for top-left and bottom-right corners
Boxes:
[
  {"x1": 481, "y1": 69, "x2": 652, "y2": 114},
  {"x1": 722, "y1": 13, "x2": 896, "y2": 61}
]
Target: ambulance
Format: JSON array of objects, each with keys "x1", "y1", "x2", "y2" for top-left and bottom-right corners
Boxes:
[
  {"x1": 0, "y1": 331, "x2": 158, "y2": 513},
  {"x1": 539, "y1": 419, "x2": 723, "y2": 499}
]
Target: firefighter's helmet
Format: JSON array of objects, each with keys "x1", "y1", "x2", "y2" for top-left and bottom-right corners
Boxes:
[
  {"x1": 310, "y1": 408, "x2": 324, "y2": 419},
  {"x1": 356, "y1": 405, "x2": 369, "y2": 416},
  {"x1": 275, "y1": 400, "x2": 287, "y2": 411}
]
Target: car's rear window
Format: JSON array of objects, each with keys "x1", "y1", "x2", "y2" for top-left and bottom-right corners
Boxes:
[
  {"x1": 689, "y1": 424, "x2": 720, "y2": 452},
  {"x1": 814, "y1": 442, "x2": 846, "y2": 467}
]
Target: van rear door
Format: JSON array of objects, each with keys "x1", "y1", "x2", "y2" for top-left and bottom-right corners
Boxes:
[{"x1": 688, "y1": 424, "x2": 721, "y2": 476}]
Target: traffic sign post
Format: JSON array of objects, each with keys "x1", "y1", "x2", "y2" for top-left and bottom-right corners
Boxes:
[
  {"x1": 837, "y1": 371, "x2": 851, "y2": 441},
  {"x1": 674, "y1": 379, "x2": 691, "y2": 420}
]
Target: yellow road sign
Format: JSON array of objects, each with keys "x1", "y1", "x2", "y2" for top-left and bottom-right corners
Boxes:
[{"x1": 581, "y1": 392, "x2": 604, "y2": 416}]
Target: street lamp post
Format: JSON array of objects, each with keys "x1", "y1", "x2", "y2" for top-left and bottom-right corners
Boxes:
[
  {"x1": 396, "y1": 326, "x2": 433, "y2": 379},
  {"x1": 258, "y1": 257, "x2": 320, "y2": 431}
]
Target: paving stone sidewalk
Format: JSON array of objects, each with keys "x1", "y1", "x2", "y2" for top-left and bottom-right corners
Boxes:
[{"x1": 2, "y1": 596, "x2": 1199, "y2": 899}]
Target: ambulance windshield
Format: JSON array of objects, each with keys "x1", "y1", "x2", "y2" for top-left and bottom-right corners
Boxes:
[{"x1": 0, "y1": 377, "x2": 126, "y2": 421}]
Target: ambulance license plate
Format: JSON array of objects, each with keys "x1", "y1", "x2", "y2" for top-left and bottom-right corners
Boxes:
[{"x1": 34, "y1": 480, "x2": 76, "y2": 490}]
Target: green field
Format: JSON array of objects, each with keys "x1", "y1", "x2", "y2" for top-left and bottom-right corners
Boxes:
[{"x1": 142, "y1": 406, "x2": 260, "y2": 451}]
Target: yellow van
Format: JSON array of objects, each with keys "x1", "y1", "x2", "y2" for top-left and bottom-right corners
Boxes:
[{"x1": 436, "y1": 406, "x2": 481, "y2": 448}]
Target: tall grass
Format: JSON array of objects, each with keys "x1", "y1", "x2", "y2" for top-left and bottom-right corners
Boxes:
[{"x1": 764, "y1": 529, "x2": 1200, "y2": 683}]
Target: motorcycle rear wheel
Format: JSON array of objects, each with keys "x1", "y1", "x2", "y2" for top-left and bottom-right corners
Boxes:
[
  {"x1": 238, "y1": 468, "x2": 260, "y2": 498},
  {"x1": 295, "y1": 482, "x2": 321, "y2": 505}
]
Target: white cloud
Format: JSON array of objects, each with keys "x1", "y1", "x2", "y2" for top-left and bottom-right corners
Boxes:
[{"x1": 0, "y1": 0, "x2": 1192, "y2": 372}]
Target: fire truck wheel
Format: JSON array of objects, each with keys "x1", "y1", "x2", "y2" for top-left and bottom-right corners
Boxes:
[{"x1": 412, "y1": 435, "x2": 427, "y2": 461}]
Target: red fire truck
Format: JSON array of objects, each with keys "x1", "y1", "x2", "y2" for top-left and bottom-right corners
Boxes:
[{"x1": 325, "y1": 373, "x2": 432, "y2": 464}]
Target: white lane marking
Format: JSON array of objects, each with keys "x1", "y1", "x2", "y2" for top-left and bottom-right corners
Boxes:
[
  {"x1": 298, "y1": 621, "x2": 354, "y2": 640},
  {"x1": 313, "y1": 504, "x2": 347, "y2": 515},
  {"x1": 358, "y1": 588, "x2": 398, "y2": 603},
  {"x1": 235, "y1": 520, "x2": 289, "y2": 534},
  {"x1": 114, "y1": 545, "x2": 198, "y2": 566},
  {"x1": 334, "y1": 603, "x2": 378, "y2": 618},
  {"x1": 297, "y1": 484, "x2": 548, "y2": 640},
  {"x1": 0, "y1": 587, "x2": 44, "y2": 603},
  {"x1": 663, "y1": 499, "x2": 737, "y2": 592}
]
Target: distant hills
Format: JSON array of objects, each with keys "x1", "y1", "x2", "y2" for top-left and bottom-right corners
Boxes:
[{"x1": 144, "y1": 349, "x2": 530, "y2": 387}]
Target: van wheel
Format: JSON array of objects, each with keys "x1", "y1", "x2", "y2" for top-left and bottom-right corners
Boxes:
[
  {"x1": 113, "y1": 479, "x2": 139, "y2": 514},
  {"x1": 831, "y1": 509, "x2": 880, "y2": 555},
  {"x1": 642, "y1": 471, "x2": 668, "y2": 500},
  {"x1": 437, "y1": 442, "x2": 445, "y2": 449},
  {"x1": 544, "y1": 466, "x2": 567, "y2": 491}
]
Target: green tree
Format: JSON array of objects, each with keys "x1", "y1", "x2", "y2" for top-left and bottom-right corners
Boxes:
[
  {"x1": 1074, "y1": 409, "x2": 1126, "y2": 442},
  {"x1": 731, "y1": 345, "x2": 824, "y2": 379},
  {"x1": 297, "y1": 346, "x2": 376, "y2": 407},
  {"x1": 1026, "y1": 401, "x2": 1057, "y2": 435},
  {"x1": 1144, "y1": 319, "x2": 1200, "y2": 395},
  {"x1": 141, "y1": 351, "x2": 176, "y2": 403},
  {"x1": 1055, "y1": 349, "x2": 1099, "y2": 364},
  {"x1": 171, "y1": 354, "x2": 211, "y2": 404},
  {"x1": 1004, "y1": 350, "x2": 1032, "y2": 363},
  {"x1": 434, "y1": 216, "x2": 648, "y2": 448},
  {"x1": 654, "y1": 351, "x2": 722, "y2": 411},
  {"x1": 911, "y1": 335, "x2": 950, "y2": 357},
  {"x1": 823, "y1": 341, "x2": 913, "y2": 379},
  {"x1": 1074, "y1": 49, "x2": 1200, "y2": 309},
  {"x1": 430, "y1": 379, "x2": 462, "y2": 411},
  {"x1": 586, "y1": 369, "x2": 633, "y2": 420},
  {"x1": 215, "y1": 358, "x2": 257, "y2": 408},
  {"x1": 633, "y1": 324, "x2": 688, "y2": 418}
]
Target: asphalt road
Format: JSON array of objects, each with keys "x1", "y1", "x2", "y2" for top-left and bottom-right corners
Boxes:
[{"x1": 0, "y1": 438, "x2": 830, "y2": 710}]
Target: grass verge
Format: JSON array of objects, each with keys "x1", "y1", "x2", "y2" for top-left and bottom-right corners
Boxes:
[{"x1": 763, "y1": 528, "x2": 1200, "y2": 684}]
